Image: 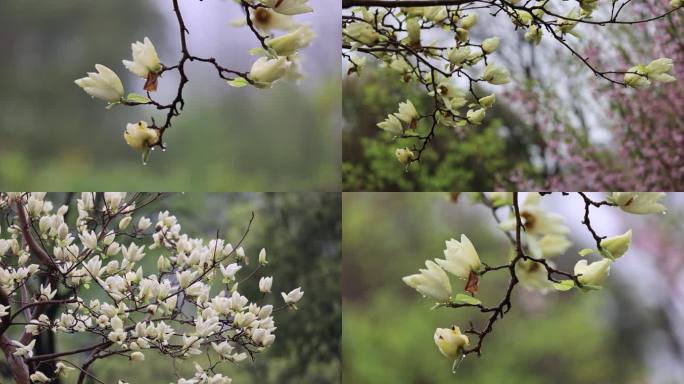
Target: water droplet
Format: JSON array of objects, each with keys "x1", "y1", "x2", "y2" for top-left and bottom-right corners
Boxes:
[
  {"x1": 452, "y1": 353, "x2": 466, "y2": 373},
  {"x1": 162, "y1": 148, "x2": 167, "y2": 152},
  {"x1": 151, "y1": 147, "x2": 156, "y2": 151},
  {"x1": 142, "y1": 161, "x2": 148, "y2": 166}
]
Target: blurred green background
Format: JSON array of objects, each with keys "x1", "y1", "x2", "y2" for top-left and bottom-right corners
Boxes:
[
  {"x1": 0, "y1": 192, "x2": 341, "y2": 383},
  {"x1": 0, "y1": 1, "x2": 340, "y2": 191},
  {"x1": 342, "y1": 192, "x2": 684, "y2": 383},
  {"x1": 342, "y1": 69, "x2": 538, "y2": 191}
]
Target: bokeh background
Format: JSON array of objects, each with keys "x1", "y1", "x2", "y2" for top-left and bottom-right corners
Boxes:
[
  {"x1": 0, "y1": 0, "x2": 340, "y2": 191},
  {"x1": 343, "y1": 192, "x2": 684, "y2": 383},
  {"x1": 0, "y1": 192, "x2": 341, "y2": 383}
]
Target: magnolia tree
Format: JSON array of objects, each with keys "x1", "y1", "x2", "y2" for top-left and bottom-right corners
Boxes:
[
  {"x1": 0, "y1": 192, "x2": 304, "y2": 384},
  {"x1": 75, "y1": 0, "x2": 315, "y2": 163},
  {"x1": 342, "y1": 0, "x2": 682, "y2": 170},
  {"x1": 402, "y1": 192, "x2": 666, "y2": 371}
]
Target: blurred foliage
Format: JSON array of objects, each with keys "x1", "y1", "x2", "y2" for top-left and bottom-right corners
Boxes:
[
  {"x1": 342, "y1": 193, "x2": 646, "y2": 383},
  {"x1": 0, "y1": 1, "x2": 339, "y2": 191},
  {"x1": 0, "y1": 193, "x2": 340, "y2": 383},
  {"x1": 342, "y1": 68, "x2": 539, "y2": 191}
]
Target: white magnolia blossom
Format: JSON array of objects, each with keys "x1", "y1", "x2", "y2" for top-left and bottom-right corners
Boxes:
[
  {"x1": 267, "y1": 26, "x2": 316, "y2": 56},
  {"x1": 122, "y1": 37, "x2": 162, "y2": 79},
  {"x1": 259, "y1": 276, "x2": 273, "y2": 293},
  {"x1": 600, "y1": 229, "x2": 632, "y2": 259},
  {"x1": 0, "y1": 192, "x2": 303, "y2": 384},
  {"x1": 402, "y1": 260, "x2": 452, "y2": 301},
  {"x1": 124, "y1": 121, "x2": 159, "y2": 152},
  {"x1": 574, "y1": 258, "x2": 612, "y2": 286},
  {"x1": 435, "y1": 234, "x2": 481, "y2": 280},
  {"x1": 281, "y1": 287, "x2": 304, "y2": 305},
  {"x1": 74, "y1": 64, "x2": 124, "y2": 102},
  {"x1": 434, "y1": 326, "x2": 469, "y2": 360},
  {"x1": 500, "y1": 193, "x2": 569, "y2": 236},
  {"x1": 610, "y1": 192, "x2": 666, "y2": 214},
  {"x1": 249, "y1": 56, "x2": 291, "y2": 86}
]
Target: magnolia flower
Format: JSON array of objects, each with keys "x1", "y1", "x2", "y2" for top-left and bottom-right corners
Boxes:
[
  {"x1": 260, "y1": 0, "x2": 312, "y2": 15},
  {"x1": 122, "y1": 37, "x2": 162, "y2": 80},
  {"x1": 645, "y1": 58, "x2": 676, "y2": 83},
  {"x1": 396, "y1": 100, "x2": 419, "y2": 124},
  {"x1": 625, "y1": 58, "x2": 675, "y2": 88},
  {"x1": 536, "y1": 234, "x2": 572, "y2": 258},
  {"x1": 574, "y1": 258, "x2": 612, "y2": 286},
  {"x1": 624, "y1": 65, "x2": 650, "y2": 89},
  {"x1": 249, "y1": 8, "x2": 297, "y2": 32},
  {"x1": 30, "y1": 371, "x2": 50, "y2": 383},
  {"x1": 377, "y1": 114, "x2": 403, "y2": 135},
  {"x1": 448, "y1": 46, "x2": 471, "y2": 66},
  {"x1": 435, "y1": 235, "x2": 481, "y2": 280},
  {"x1": 434, "y1": 326, "x2": 469, "y2": 360},
  {"x1": 281, "y1": 287, "x2": 304, "y2": 304},
  {"x1": 610, "y1": 192, "x2": 666, "y2": 214},
  {"x1": 525, "y1": 25, "x2": 543, "y2": 45},
  {"x1": 600, "y1": 230, "x2": 632, "y2": 259},
  {"x1": 500, "y1": 193, "x2": 569, "y2": 236},
  {"x1": 259, "y1": 248, "x2": 268, "y2": 265},
  {"x1": 482, "y1": 63, "x2": 510, "y2": 85},
  {"x1": 345, "y1": 22, "x2": 380, "y2": 46},
  {"x1": 249, "y1": 57, "x2": 290, "y2": 86},
  {"x1": 460, "y1": 13, "x2": 478, "y2": 29},
  {"x1": 124, "y1": 121, "x2": 159, "y2": 151},
  {"x1": 395, "y1": 147, "x2": 416, "y2": 165},
  {"x1": 79, "y1": 230, "x2": 98, "y2": 250},
  {"x1": 252, "y1": 328, "x2": 276, "y2": 347},
  {"x1": 516, "y1": 259, "x2": 554, "y2": 292},
  {"x1": 557, "y1": 8, "x2": 581, "y2": 34},
  {"x1": 481, "y1": 37, "x2": 500, "y2": 54},
  {"x1": 402, "y1": 260, "x2": 452, "y2": 301},
  {"x1": 55, "y1": 361, "x2": 75, "y2": 375},
  {"x1": 267, "y1": 26, "x2": 315, "y2": 56},
  {"x1": 11, "y1": 339, "x2": 36, "y2": 358},
  {"x1": 74, "y1": 64, "x2": 124, "y2": 102},
  {"x1": 479, "y1": 94, "x2": 496, "y2": 108},
  {"x1": 130, "y1": 351, "x2": 145, "y2": 362},
  {"x1": 259, "y1": 276, "x2": 273, "y2": 293},
  {"x1": 466, "y1": 108, "x2": 486, "y2": 125}
]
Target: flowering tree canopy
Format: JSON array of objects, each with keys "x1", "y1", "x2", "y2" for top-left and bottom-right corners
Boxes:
[
  {"x1": 75, "y1": 0, "x2": 315, "y2": 163},
  {"x1": 402, "y1": 192, "x2": 666, "y2": 371},
  {"x1": 342, "y1": 0, "x2": 681, "y2": 170},
  {"x1": 0, "y1": 192, "x2": 303, "y2": 384}
]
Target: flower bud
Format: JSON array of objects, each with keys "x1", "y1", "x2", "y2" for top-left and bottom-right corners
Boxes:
[
  {"x1": 481, "y1": 37, "x2": 500, "y2": 54},
  {"x1": 75, "y1": 64, "x2": 124, "y2": 102},
  {"x1": 600, "y1": 230, "x2": 632, "y2": 259},
  {"x1": 124, "y1": 121, "x2": 159, "y2": 151},
  {"x1": 395, "y1": 147, "x2": 416, "y2": 165},
  {"x1": 574, "y1": 258, "x2": 612, "y2": 286},
  {"x1": 434, "y1": 326, "x2": 469, "y2": 360}
]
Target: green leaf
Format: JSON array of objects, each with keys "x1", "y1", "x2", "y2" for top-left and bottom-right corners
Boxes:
[
  {"x1": 453, "y1": 293, "x2": 481, "y2": 305},
  {"x1": 578, "y1": 248, "x2": 594, "y2": 257},
  {"x1": 552, "y1": 279, "x2": 575, "y2": 291},
  {"x1": 227, "y1": 77, "x2": 250, "y2": 88},
  {"x1": 125, "y1": 93, "x2": 151, "y2": 104}
]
